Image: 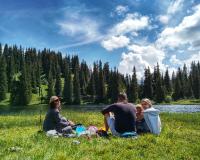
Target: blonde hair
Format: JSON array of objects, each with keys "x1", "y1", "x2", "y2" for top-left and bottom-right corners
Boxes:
[
  {"x1": 136, "y1": 104, "x2": 142, "y2": 108},
  {"x1": 141, "y1": 98, "x2": 152, "y2": 107}
]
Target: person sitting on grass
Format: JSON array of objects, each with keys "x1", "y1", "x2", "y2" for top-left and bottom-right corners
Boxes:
[
  {"x1": 136, "y1": 104, "x2": 150, "y2": 133},
  {"x1": 140, "y1": 98, "x2": 161, "y2": 135},
  {"x1": 101, "y1": 93, "x2": 136, "y2": 136},
  {"x1": 43, "y1": 96, "x2": 75, "y2": 133}
]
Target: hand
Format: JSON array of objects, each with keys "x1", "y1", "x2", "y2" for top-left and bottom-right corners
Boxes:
[{"x1": 68, "y1": 120, "x2": 75, "y2": 126}]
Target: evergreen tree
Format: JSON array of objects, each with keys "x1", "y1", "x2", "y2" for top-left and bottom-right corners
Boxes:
[
  {"x1": 110, "y1": 68, "x2": 120, "y2": 103},
  {"x1": 87, "y1": 72, "x2": 96, "y2": 102},
  {"x1": 3, "y1": 45, "x2": 15, "y2": 91},
  {"x1": 97, "y1": 61, "x2": 106, "y2": 103},
  {"x1": 10, "y1": 75, "x2": 20, "y2": 105},
  {"x1": 93, "y1": 62, "x2": 99, "y2": 102},
  {"x1": 190, "y1": 62, "x2": 200, "y2": 99},
  {"x1": 0, "y1": 43, "x2": 2, "y2": 55},
  {"x1": 47, "y1": 67, "x2": 55, "y2": 100},
  {"x1": 103, "y1": 62, "x2": 110, "y2": 83},
  {"x1": 73, "y1": 61, "x2": 81, "y2": 104},
  {"x1": 171, "y1": 71, "x2": 176, "y2": 91},
  {"x1": 154, "y1": 64, "x2": 165, "y2": 103},
  {"x1": 185, "y1": 74, "x2": 193, "y2": 98},
  {"x1": 172, "y1": 77, "x2": 181, "y2": 100},
  {"x1": 125, "y1": 74, "x2": 131, "y2": 100},
  {"x1": 19, "y1": 60, "x2": 32, "y2": 105},
  {"x1": 177, "y1": 68, "x2": 184, "y2": 98},
  {"x1": 55, "y1": 66, "x2": 62, "y2": 96},
  {"x1": 182, "y1": 64, "x2": 188, "y2": 98},
  {"x1": 0, "y1": 55, "x2": 8, "y2": 100},
  {"x1": 79, "y1": 68, "x2": 86, "y2": 95},
  {"x1": 164, "y1": 68, "x2": 172, "y2": 94},
  {"x1": 129, "y1": 67, "x2": 138, "y2": 103},
  {"x1": 63, "y1": 62, "x2": 73, "y2": 104},
  {"x1": 143, "y1": 67, "x2": 153, "y2": 99}
]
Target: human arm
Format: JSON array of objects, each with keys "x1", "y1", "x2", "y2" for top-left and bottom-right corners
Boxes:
[{"x1": 101, "y1": 104, "x2": 116, "y2": 115}]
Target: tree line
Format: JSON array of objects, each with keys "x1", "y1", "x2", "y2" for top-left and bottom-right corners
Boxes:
[{"x1": 0, "y1": 43, "x2": 199, "y2": 105}]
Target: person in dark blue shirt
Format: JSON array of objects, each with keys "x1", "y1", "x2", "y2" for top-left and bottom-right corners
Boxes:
[
  {"x1": 101, "y1": 93, "x2": 136, "y2": 136},
  {"x1": 43, "y1": 96, "x2": 75, "y2": 133}
]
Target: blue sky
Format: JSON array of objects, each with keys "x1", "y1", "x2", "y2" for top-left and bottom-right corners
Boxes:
[{"x1": 0, "y1": 0, "x2": 200, "y2": 78}]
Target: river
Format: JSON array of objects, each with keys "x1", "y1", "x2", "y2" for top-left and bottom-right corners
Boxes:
[{"x1": 66, "y1": 104, "x2": 200, "y2": 113}]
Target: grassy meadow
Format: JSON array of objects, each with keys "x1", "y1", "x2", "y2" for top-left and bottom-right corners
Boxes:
[{"x1": 0, "y1": 102, "x2": 200, "y2": 160}]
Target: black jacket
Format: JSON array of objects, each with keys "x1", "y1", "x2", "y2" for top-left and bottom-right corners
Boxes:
[{"x1": 43, "y1": 109, "x2": 70, "y2": 132}]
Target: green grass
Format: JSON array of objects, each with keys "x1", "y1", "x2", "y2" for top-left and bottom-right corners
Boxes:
[{"x1": 0, "y1": 105, "x2": 200, "y2": 160}]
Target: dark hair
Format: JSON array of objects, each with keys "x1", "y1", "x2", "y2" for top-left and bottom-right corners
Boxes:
[
  {"x1": 49, "y1": 101, "x2": 57, "y2": 109},
  {"x1": 118, "y1": 92, "x2": 128, "y2": 102}
]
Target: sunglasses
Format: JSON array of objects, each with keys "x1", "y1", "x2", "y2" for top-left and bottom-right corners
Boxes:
[{"x1": 54, "y1": 99, "x2": 60, "y2": 102}]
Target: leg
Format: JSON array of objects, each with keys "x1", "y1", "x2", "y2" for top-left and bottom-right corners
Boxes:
[
  {"x1": 104, "y1": 113, "x2": 110, "y2": 132},
  {"x1": 104, "y1": 113, "x2": 119, "y2": 136}
]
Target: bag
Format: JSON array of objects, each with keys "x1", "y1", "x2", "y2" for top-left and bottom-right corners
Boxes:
[
  {"x1": 96, "y1": 129, "x2": 109, "y2": 137},
  {"x1": 75, "y1": 125, "x2": 86, "y2": 136}
]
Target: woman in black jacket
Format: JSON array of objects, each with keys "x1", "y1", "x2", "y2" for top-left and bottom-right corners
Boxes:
[{"x1": 43, "y1": 96, "x2": 75, "y2": 133}]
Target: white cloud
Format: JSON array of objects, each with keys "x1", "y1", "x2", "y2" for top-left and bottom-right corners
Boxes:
[
  {"x1": 169, "y1": 55, "x2": 182, "y2": 65},
  {"x1": 168, "y1": 52, "x2": 200, "y2": 73},
  {"x1": 167, "y1": 0, "x2": 184, "y2": 14},
  {"x1": 156, "y1": 4, "x2": 200, "y2": 49},
  {"x1": 57, "y1": 9, "x2": 103, "y2": 49},
  {"x1": 184, "y1": 52, "x2": 200, "y2": 65},
  {"x1": 157, "y1": 0, "x2": 184, "y2": 24},
  {"x1": 58, "y1": 17, "x2": 101, "y2": 41},
  {"x1": 101, "y1": 13, "x2": 149, "y2": 51},
  {"x1": 157, "y1": 15, "x2": 169, "y2": 24},
  {"x1": 115, "y1": 5, "x2": 129, "y2": 15},
  {"x1": 112, "y1": 13, "x2": 149, "y2": 35},
  {"x1": 118, "y1": 44, "x2": 166, "y2": 79},
  {"x1": 101, "y1": 35, "x2": 130, "y2": 51}
]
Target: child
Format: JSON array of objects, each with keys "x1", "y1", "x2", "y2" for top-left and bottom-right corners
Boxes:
[
  {"x1": 136, "y1": 104, "x2": 144, "y2": 121},
  {"x1": 136, "y1": 104, "x2": 150, "y2": 133}
]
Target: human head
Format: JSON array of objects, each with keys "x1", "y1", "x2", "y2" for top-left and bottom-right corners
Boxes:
[
  {"x1": 141, "y1": 98, "x2": 152, "y2": 110},
  {"x1": 117, "y1": 92, "x2": 128, "y2": 103},
  {"x1": 136, "y1": 104, "x2": 143, "y2": 113},
  {"x1": 49, "y1": 96, "x2": 61, "y2": 110}
]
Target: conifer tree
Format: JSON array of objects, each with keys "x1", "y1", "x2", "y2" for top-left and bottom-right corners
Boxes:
[
  {"x1": 0, "y1": 55, "x2": 8, "y2": 100},
  {"x1": 73, "y1": 61, "x2": 81, "y2": 104},
  {"x1": 97, "y1": 61, "x2": 106, "y2": 103},
  {"x1": 10, "y1": 75, "x2": 20, "y2": 105},
  {"x1": 3, "y1": 45, "x2": 15, "y2": 91},
  {"x1": 164, "y1": 68, "x2": 171, "y2": 94},
  {"x1": 19, "y1": 60, "x2": 32, "y2": 105},
  {"x1": 63, "y1": 62, "x2": 73, "y2": 104},
  {"x1": 103, "y1": 62, "x2": 110, "y2": 84},
  {"x1": 0, "y1": 43, "x2": 2, "y2": 55},
  {"x1": 129, "y1": 66, "x2": 138, "y2": 103},
  {"x1": 110, "y1": 68, "x2": 120, "y2": 103},
  {"x1": 87, "y1": 72, "x2": 96, "y2": 102},
  {"x1": 55, "y1": 66, "x2": 62, "y2": 96},
  {"x1": 47, "y1": 66, "x2": 55, "y2": 100},
  {"x1": 172, "y1": 77, "x2": 181, "y2": 100},
  {"x1": 154, "y1": 64, "x2": 165, "y2": 103},
  {"x1": 143, "y1": 67, "x2": 153, "y2": 99}
]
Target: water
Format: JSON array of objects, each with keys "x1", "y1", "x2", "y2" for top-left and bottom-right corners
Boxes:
[
  {"x1": 154, "y1": 105, "x2": 200, "y2": 113},
  {"x1": 66, "y1": 104, "x2": 200, "y2": 113}
]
